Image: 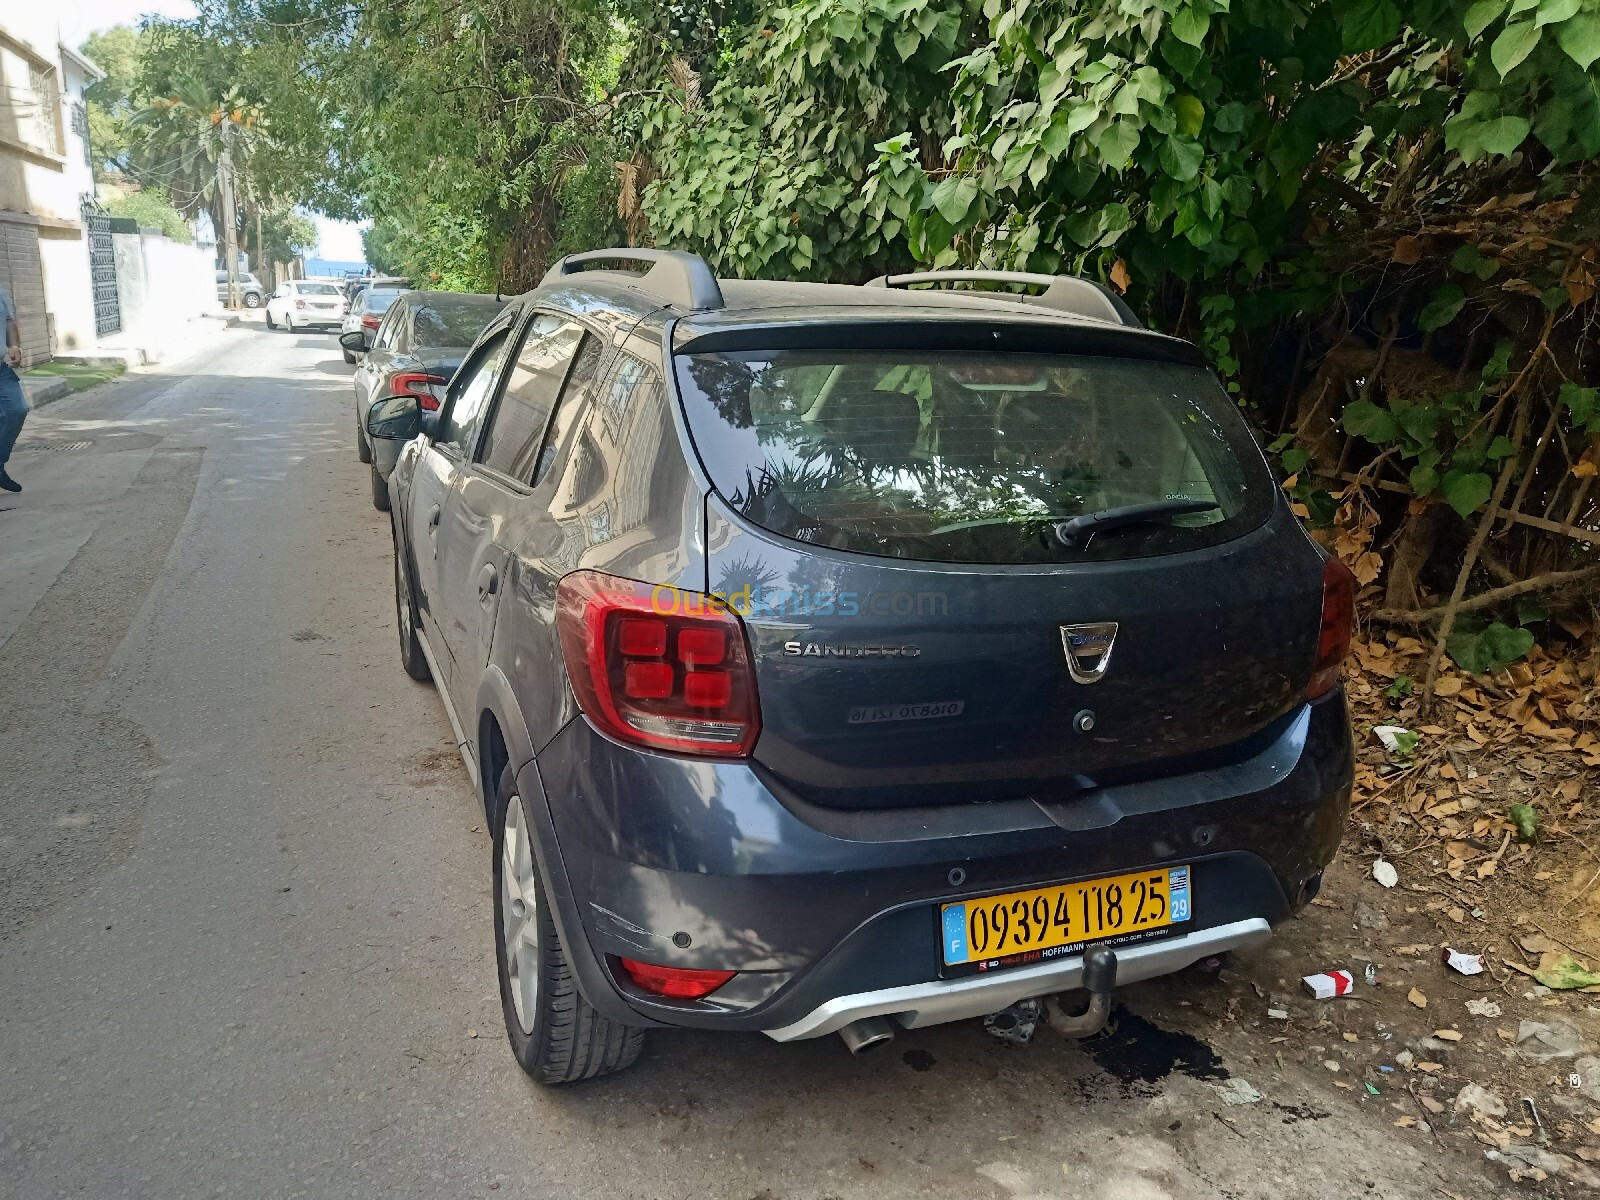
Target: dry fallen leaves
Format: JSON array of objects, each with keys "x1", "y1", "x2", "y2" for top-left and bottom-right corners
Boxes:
[
  {"x1": 1407, "y1": 987, "x2": 1428, "y2": 1009},
  {"x1": 1433, "y1": 1029, "x2": 1463, "y2": 1042}
]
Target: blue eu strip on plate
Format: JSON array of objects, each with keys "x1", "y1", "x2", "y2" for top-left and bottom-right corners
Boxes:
[{"x1": 942, "y1": 904, "x2": 968, "y2": 964}]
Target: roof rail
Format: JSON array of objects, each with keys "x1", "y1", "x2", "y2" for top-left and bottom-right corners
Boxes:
[
  {"x1": 863, "y1": 270, "x2": 1140, "y2": 328},
  {"x1": 542, "y1": 248, "x2": 724, "y2": 312}
]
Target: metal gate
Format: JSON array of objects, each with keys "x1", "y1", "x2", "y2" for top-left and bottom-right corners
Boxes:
[{"x1": 81, "y1": 197, "x2": 121, "y2": 338}]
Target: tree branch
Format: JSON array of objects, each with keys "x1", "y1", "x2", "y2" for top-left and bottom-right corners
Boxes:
[{"x1": 1371, "y1": 562, "x2": 1600, "y2": 625}]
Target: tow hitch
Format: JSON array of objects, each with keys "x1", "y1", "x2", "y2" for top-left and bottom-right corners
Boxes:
[{"x1": 1043, "y1": 945, "x2": 1119, "y2": 1038}]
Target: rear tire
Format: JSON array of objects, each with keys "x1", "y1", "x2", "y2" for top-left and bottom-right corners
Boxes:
[
  {"x1": 392, "y1": 533, "x2": 431, "y2": 683},
  {"x1": 244, "y1": 292, "x2": 262, "y2": 309},
  {"x1": 356, "y1": 417, "x2": 372, "y2": 464},
  {"x1": 371, "y1": 465, "x2": 391, "y2": 512},
  {"x1": 492, "y1": 765, "x2": 644, "y2": 1085}
]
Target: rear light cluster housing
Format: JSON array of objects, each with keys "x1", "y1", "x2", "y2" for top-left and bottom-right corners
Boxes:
[
  {"x1": 361, "y1": 314, "x2": 381, "y2": 330},
  {"x1": 390, "y1": 371, "x2": 449, "y2": 411},
  {"x1": 555, "y1": 570, "x2": 761, "y2": 757},
  {"x1": 1308, "y1": 556, "x2": 1354, "y2": 699}
]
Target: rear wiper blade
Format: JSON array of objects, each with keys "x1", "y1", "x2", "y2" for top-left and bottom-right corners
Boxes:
[{"x1": 1053, "y1": 499, "x2": 1221, "y2": 546}]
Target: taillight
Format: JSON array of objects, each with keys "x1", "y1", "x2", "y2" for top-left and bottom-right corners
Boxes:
[
  {"x1": 1308, "y1": 556, "x2": 1354, "y2": 699},
  {"x1": 391, "y1": 371, "x2": 448, "y2": 411},
  {"x1": 362, "y1": 315, "x2": 381, "y2": 329},
  {"x1": 294, "y1": 299, "x2": 305, "y2": 309},
  {"x1": 617, "y1": 958, "x2": 736, "y2": 999},
  {"x1": 555, "y1": 570, "x2": 761, "y2": 757}
]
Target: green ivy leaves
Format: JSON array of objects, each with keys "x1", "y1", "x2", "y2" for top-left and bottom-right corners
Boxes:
[
  {"x1": 1440, "y1": 468, "x2": 1494, "y2": 517},
  {"x1": 1558, "y1": 11, "x2": 1600, "y2": 69},
  {"x1": 1419, "y1": 282, "x2": 1468, "y2": 329},
  {"x1": 1448, "y1": 619, "x2": 1536, "y2": 673},
  {"x1": 1491, "y1": 18, "x2": 1543, "y2": 76}
]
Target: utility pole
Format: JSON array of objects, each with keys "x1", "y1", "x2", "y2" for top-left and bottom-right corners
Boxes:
[{"x1": 217, "y1": 120, "x2": 241, "y2": 310}]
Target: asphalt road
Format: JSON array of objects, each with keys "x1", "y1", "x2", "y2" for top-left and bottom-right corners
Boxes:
[{"x1": 0, "y1": 326, "x2": 1500, "y2": 1200}]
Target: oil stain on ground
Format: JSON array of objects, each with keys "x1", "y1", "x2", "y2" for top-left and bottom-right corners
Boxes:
[{"x1": 1080, "y1": 1006, "x2": 1228, "y2": 1096}]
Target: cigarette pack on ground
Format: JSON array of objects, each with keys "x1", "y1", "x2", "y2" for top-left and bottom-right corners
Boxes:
[
  {"x1": 1442, "y1": 948, "x2": 1486, "y2": 976},
  {"x1": 1302, "y1": 969, "x2": 1355, "y2": 999}
]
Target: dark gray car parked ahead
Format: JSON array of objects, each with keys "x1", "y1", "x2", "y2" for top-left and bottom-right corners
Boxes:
[
  {"x1": 343, "y1": 290, "x2": 506, "y2": 510},
  {"x1": 367, "y1": 249, "x2": 1354, "y2": 1084}
]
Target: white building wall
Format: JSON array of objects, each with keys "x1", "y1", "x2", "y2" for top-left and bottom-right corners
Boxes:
[
  {"x1": 0, "y1": 17, "x2": 105, "y2": 356},
  {"x1": 37, "y1": 234, "x2": 95, "y2": 350},
  {"x1": 111, "y1": 230, "x2": 220, "y2": 345}
]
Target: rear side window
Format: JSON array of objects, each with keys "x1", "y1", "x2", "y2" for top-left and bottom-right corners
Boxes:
[
  {"x1": 675, "y1": 351, "x2": 1274, "y2": 564},
  {"x1": 478, "y1": 314, "x2": 584, "y2": 480},
  {"x1": 415, "y1": 302, "x2": 504, "y2": 349}
]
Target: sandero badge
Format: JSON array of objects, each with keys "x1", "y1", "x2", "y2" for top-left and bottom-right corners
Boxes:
[{"x1": 1060, "y1": 621, "x2": 1119, "y2": 684}]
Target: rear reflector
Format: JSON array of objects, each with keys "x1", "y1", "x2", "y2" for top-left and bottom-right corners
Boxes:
[
  {"x1": 1308, "y1": 556, "x2": 1354, "y2": 699},
  {"x1": 555, "y1": 570, "x2": 760, "y2": 757},
  {"x1": 617, "y1": 958, "x2": 736, "y2": 1000}
]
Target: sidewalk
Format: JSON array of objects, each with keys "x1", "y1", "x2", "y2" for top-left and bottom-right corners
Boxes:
[{"x1": 21, "y1": 314, "x2": 239, "y2": 410}]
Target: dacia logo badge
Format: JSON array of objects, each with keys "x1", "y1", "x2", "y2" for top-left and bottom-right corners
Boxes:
[{"x1": 1060, "y1": 622, "x2": 1118, "y2": 684}]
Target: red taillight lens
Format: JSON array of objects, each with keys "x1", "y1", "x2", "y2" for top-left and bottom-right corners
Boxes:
[
  {"x1": 294, "y1": 299, "x2": 306, "y2": 309},
  {"x1": 361, "y1": 314, "x2": 380, "y2": 329},
  {"x1": 555, "y1": 570, "x2": 761, "y2": 757},
  {"x1": 617, "y1": 958, "x2": 736, "y2": 1000},
  {"x1": 1308, "y1": 556, "x2": 1354, "y2": 699},
  {"x1": 391, "y1": 371, "x2": 448, "y2": 412}
]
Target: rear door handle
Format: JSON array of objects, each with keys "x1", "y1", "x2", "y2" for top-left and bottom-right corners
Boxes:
[{"x1": 477, "y1": 563, "x2": 500, "y2": 601}]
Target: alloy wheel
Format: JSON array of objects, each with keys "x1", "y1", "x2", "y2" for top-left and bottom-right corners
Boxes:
[{"x1": 500, "y1": 794, "x2": 540, "y2": 1034}]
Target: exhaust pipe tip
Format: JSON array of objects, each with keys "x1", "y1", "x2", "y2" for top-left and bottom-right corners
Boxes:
[{"x1": 838, "y1": 1016, "x2": 896, "y2": 1055}]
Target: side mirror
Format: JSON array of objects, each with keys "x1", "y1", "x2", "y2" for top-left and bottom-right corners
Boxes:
[
  {"x1": 339, "y1": 330, "x2": 370, "y2": 353},
  {"x1": 367, "y1": 394, "x2": 422, "y2": 441}
]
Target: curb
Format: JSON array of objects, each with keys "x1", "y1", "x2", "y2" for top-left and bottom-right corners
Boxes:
[
  {"x1": 51, "y1": 352, "x2": 141, "y2": 370},
  {"x1": 20, "y1": 376, "x2": 72, "y2": 409}
]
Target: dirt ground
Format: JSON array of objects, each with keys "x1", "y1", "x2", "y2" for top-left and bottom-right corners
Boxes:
[{"x1": 1112, "y1": 627, "x2": 1600, "y2": 1196}]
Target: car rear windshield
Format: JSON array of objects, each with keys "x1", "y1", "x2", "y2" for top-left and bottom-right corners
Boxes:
[
  {"x1": 675, "y1": 350, "x2": 1275, "y2": 564},
  {"x1": 413, "y1": 302, "x2": 501, "y2": 348},
  {"x1": 297, "y1": 283, "x2": 341, "y2": 296},
  {"x1": 365, "y1": 290, "x2": 403, "y2": 313}
]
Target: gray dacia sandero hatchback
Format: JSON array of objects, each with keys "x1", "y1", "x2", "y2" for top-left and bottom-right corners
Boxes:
[{"x1": 367, "y1": 249, "x2": 1355, "y2": 1083}]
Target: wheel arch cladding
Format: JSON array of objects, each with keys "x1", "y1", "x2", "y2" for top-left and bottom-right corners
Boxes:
[{"x1": 477, "y1": 664, "x2": 537, "y2": 813}]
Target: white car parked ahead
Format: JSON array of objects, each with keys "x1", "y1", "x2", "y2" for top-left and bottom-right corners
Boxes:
[{"x1": 266, "y1": 280, "x2": 346, "y2": 332}]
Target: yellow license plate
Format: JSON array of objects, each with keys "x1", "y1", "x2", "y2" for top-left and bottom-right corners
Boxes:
[{"x1": 940, "y1": 865, "x2": 1190, "y2": 974}]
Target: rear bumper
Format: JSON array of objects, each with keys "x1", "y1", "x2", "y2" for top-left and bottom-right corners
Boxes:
[
  {"x1": 520, "y1": 693, "x2": 1352, "y2": 1036},
  {"x1": 766, "y1": 917, "x2": 1271, "y2": 1041}
]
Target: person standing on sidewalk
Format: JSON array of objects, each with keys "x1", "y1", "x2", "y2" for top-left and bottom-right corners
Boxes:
[{"x1": 0, "y1": 281, "x2": 26, "y2": 493}]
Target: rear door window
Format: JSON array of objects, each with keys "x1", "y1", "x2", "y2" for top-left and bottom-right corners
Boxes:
[
  {"x1": 477, "y1": 314, "x2": 584, "y2": 481},
  {"x1": 375, "y1": 305, "x2": 404, "y2": 350},
  {"x1": 531, "y1": 335, "x2": 607, "y2": 485},
  {"x1": 675, "y1": 351, "x2": 1275, "y2": 564},
  {"x1": 436, "y1": 331, "x2": 512, "y2": 458}
]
